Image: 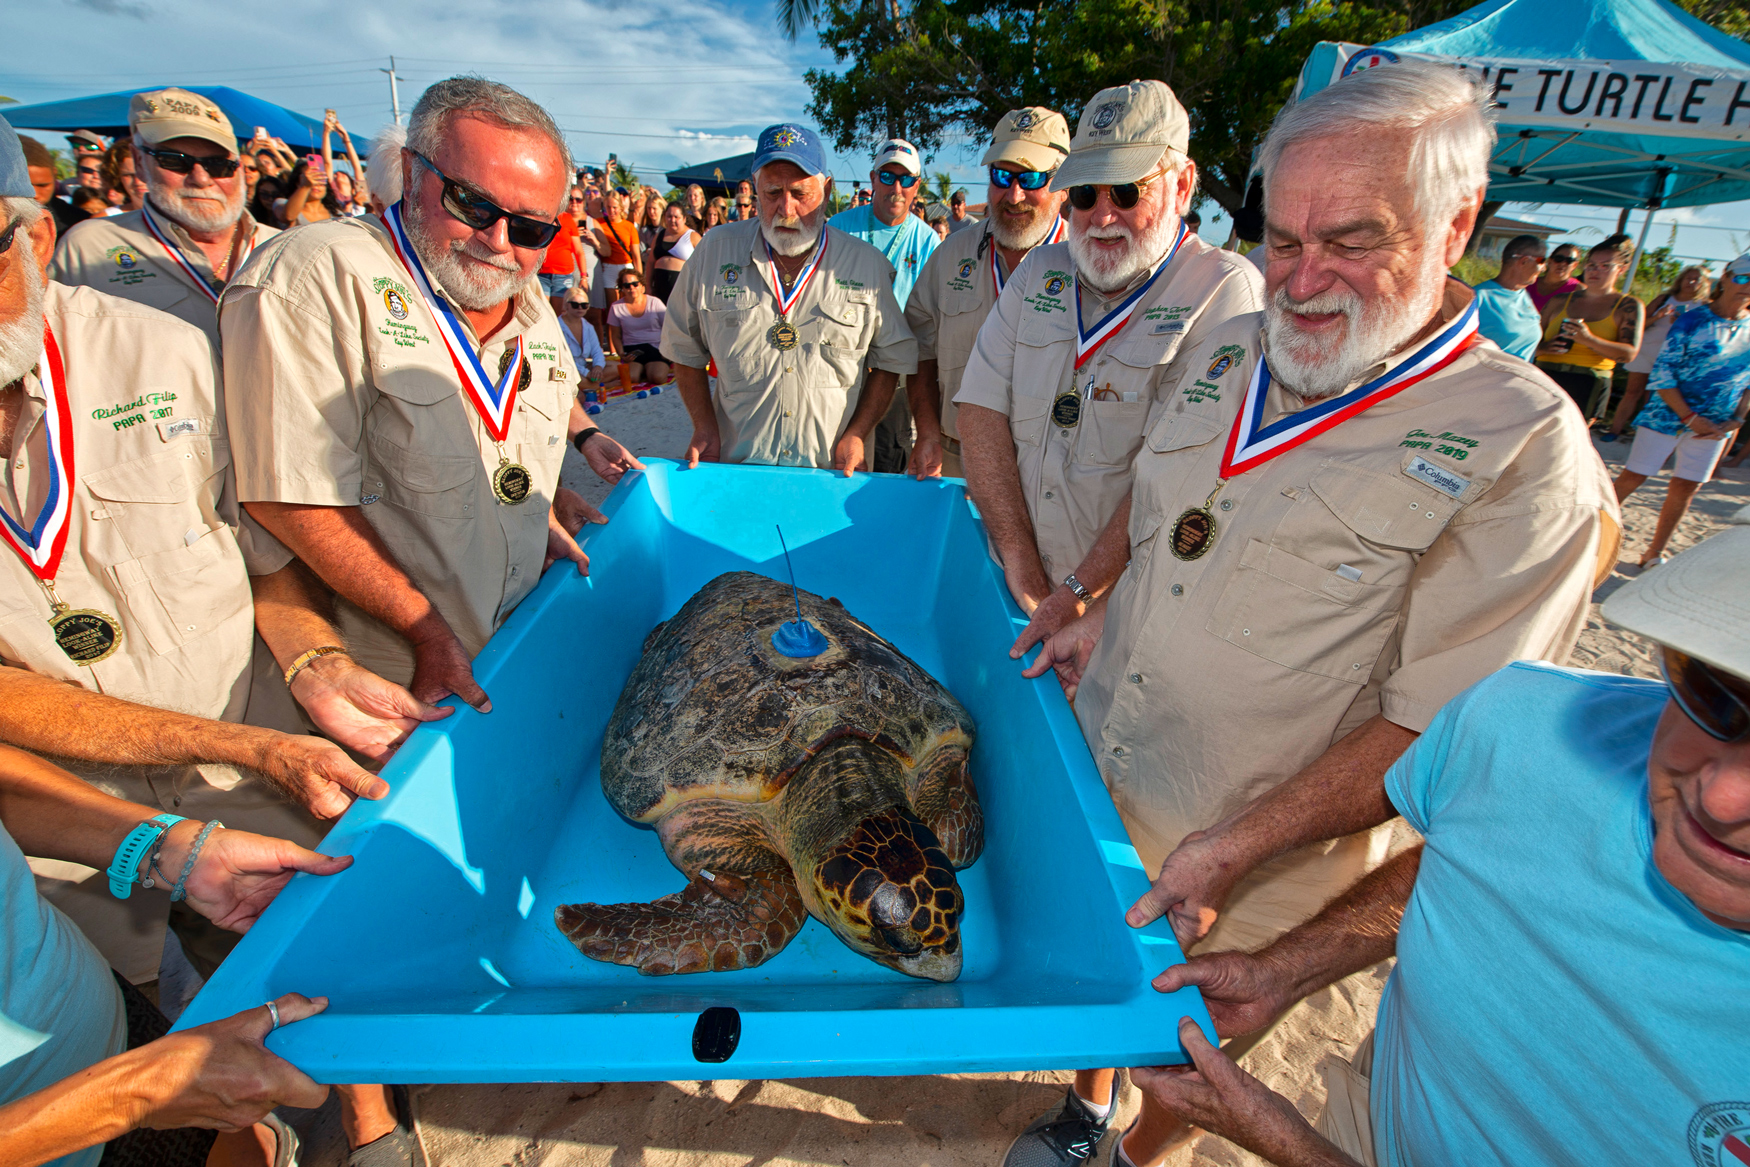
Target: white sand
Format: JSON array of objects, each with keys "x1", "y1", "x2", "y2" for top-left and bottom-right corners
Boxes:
[{"x1": 283, "y1": 423, "x2": 1747, "y2": 1166}]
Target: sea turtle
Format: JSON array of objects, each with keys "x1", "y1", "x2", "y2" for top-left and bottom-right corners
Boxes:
[{"x1": 556, "y1": 570, "x2": 982, "y2": 982}]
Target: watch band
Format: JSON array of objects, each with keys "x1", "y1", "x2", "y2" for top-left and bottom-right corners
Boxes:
[
  {"x1": 1063, "y1": 573, "x2": 1091, "y2": 602},
  {"x1": 572, "y1": 426, "x2": 603, "y2": 454},
  {"x1": 108, "y1": 814, "x2": 186, "y2": 899},
  {"x1": 283, "y1": 645, "x2": 348, "y2": 688}
]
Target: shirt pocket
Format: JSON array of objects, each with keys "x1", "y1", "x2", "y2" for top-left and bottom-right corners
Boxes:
[
  {"x1": 1075, "y1": 399, "x2": 1149, "y2": 468},
  {"x1": 701, "y1": 302, "x2": 763, "y2": 386},
  {"x1": 365, "y1": 430, "x2": 478, "y2": 519},
  {"x1": 106, "y1": 524, "x2": 252, "y2": 656},
  {"x1": 82, "y1": 436, "x2": 231, "y2": 559},
  {"x1": 813, "y1": 292, "x2": 873, "y2": 385},
  {"x1": 1010, "y1": 393, "x2": 1052, "y2": 448}
]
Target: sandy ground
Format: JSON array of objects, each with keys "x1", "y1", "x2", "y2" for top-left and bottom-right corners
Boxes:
[{"x1": 277, "y1": 404, "x2": 1747, "y2": 1166}]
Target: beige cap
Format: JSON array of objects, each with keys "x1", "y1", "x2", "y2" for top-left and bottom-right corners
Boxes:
[
  {"x1": 1601, "y1": 527, "x2": 1750, "y2": 681},
  {"x1": 129, "y1": 88, "x2": 235, "y2": 152},
  {"x1": 982, "y1": 107, "x2": 1071, "y2": 173},
  {"x1": 871, "y1": 138, "x2": 922, "y2": 177},
  {"x1": 1052, "y1": 80, "x2": 1190, "y2": 191}
]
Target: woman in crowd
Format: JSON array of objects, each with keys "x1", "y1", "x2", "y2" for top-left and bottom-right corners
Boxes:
[
  {"x1": 277, "y1": 159, "x2": 337, "y2": 227},
  {"x1": 100, "y1": 140, "x2": 144, "y2": 213},
  {"x1": 683, "y1": 183, "x2": 707, "y2": 231},
  {"x1": 591, "y1": 190, "x2": 642, "y2": 346},
  {"x1": 560, "y1": 292, "x2": 606, "y2": 393},
  {"x1": 319, "y1": 111, "x2": 368, "y2": 213},
  {"x1": 637, "y1": 194, "x2": 666, "y2": 254},
  {"x1": 607, "y1": 270, "x2": 671, "y2": 387},
  {"x1": 1528, "y1": 242, "x2": 1583, "y2": 312},
  {"x1": 68, "y1": 186, "x2": 108, "y2": 218},
  {"x1": 1536, "y1": 235, "x2": 1643, "y2": 422},
  {"x1": 704, "y1": 196, "x2": 728, "y2": 232},
  {"x1": 539, "y1": 195, "x2": 586, "y2": 315},
  {"x1": 1606, "y1": 264, "x2": 1713, "y2": 439},
  {"x1": 647, "y1": 202, "x2": 700, "y2": 304}
]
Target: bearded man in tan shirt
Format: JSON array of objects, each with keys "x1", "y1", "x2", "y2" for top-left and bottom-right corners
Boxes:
[{"x1": 1007, "y1": 62, "x2": 1619, "y2": 1167}]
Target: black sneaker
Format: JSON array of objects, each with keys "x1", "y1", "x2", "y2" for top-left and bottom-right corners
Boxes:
[{"x1": 1000, "y1": 1078, "x2": 1126, "y2": 1167}]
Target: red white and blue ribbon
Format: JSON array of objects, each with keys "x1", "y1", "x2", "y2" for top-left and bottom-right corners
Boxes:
[
  {"x1": 760, "y1": 232, "x2": 829, "y2": 318},
  {"x1": 990, "y1": 217, "x2": 1067, "y2": 295},
  {"x1": 1073, "y1": 219, "x2": 1189, "y2": 370},
  {"x1": 140, "y1": 201, "x2": 250, "y2": 305},
  {"x1": 1220, "y1": 299, "x2": 1481, "y2": 478},
  {"x1": 383, "y1": 201, "x2": 525, "y2": 443},
  {"x1": 0, "y1": 327, "x2": 75, "y2": 581}
]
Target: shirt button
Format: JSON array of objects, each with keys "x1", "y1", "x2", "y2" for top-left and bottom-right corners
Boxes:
[
  {"x1": 1112, "y1": 745, "x2": 1125, "y2": 757},
  {"x1": 1060, "y1": 428, "x2": 1071, "y2": 437},
  {"x1": 784, "y1": 410, "x2": 792, "y2": 417},
  {"x1": 1426, "y1": 511, "x2": 1436, "y2": 518},
  {"x1": 186, "y1": 624, "x2": 196, "y2": 631},
  {"x1": 1128, "y1": 672, "x2": 1142, "y2": 684},
  {"x1": 1219, "y1": 498, "x2": 1233, "y2": 511},
  {"x1": 1043, "y1": 490, "x2": 1054, "y2": 499},
  {"x1": 1242, "y1": 628, "x2": 1251, "y2": 636},
  {"x1": 1170, "y1": 583, "x2": 1184, "y2": 596}
]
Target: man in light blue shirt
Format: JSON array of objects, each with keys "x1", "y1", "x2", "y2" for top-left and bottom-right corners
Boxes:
[
  {"x1": 1471, "y1": 232, "x2": 1545, "y2": 361},
  {"x1": 1128, "y1": 526, "x2": 1750, "y2": 1166}
]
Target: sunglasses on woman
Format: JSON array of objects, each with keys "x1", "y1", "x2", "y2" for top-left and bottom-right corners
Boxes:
[
  {"x1": 875, "y1": 171, "x2": 920, "y2": 189},
  {"x1": 142, "y1": 147, "x2": 241, "y2": 179},
  {"x1": 617, "y1": 280, "x2": 641, "y2": 290},
  {"x1": 412, "y1": 152, "x2": 562, "y2": 248},
  {"x1": 989, "y1": 166, "x2": 1054, "y2": 191},
  {"x1": 1550, "y1": 253, "x2": 1580, "y2": 265},
  {"x1": 1662, "y1": 648, "x2": 1750, "y2": 742},
  {"x1": 1067, "y1": 170, "x2": 1167, "y2": 212}
]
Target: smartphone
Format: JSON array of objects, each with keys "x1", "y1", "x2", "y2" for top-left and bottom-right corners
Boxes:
[
  {"x1": 305, "y1": 153, "x2": 325, "y2": 175},
  {"x1": 253, "y1": 126, "x2": 268, "y2": 140}
]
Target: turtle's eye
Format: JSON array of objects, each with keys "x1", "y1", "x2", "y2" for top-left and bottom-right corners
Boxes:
[{"x1": 877, "y1": 924, "x2": 924, "y2": 955}]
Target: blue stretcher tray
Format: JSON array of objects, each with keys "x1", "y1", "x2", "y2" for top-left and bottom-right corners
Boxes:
[{"x1": 175, "y1": 461, "x2": 1214, "y2": 1082}]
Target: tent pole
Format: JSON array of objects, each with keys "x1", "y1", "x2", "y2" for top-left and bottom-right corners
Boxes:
[{"x1": 1624, "y1": 205, "x2": 1656, "y2": 298}]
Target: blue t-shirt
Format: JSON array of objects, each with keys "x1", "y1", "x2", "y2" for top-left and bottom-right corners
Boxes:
[
  {"x1": 1374, "y1": 662, "x2": 1750, "y2": 1167},
  {"x1": 1471, "y1": 279, "x2": 1541, "y2": 361},
  {"x1": 826, "y1": 205, "x2": 938, "y2": 307},
  {"x1": 1, "y1": 823, "x2": 126, "y2": 1167},
  {"x1": 1638, "y1": 306, "x2": 1750, "y2": 435}
]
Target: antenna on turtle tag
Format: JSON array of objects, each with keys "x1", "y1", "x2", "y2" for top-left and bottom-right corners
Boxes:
[{"x1": 771, "y1": 525, "x2": 828, "y2": 657}]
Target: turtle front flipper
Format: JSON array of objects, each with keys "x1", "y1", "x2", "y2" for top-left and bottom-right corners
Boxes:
[
  {"x1": 556, "y1": 869, "x2": 807, "y2": 975},
  {"x1": 909, "y1": 743, "x2": 983, "y2": 868}
]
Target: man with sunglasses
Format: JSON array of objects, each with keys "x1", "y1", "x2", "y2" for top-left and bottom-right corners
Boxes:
[
  {"x1": 49, "y1": 90, "x2": 275, "y2": 349},
  {"x1": 904, "y1": 107, "x2": 1071, "y2": 479},
  {"x1": 1117, "y1": 524, "x2": 1750, "y2": 1167},
  {"x1": 1470, "y1": 233, "x2": 1544, "y2": 361},
  {"x1": 956, "y1": 80, "x2": 1262, "y2": 649}
]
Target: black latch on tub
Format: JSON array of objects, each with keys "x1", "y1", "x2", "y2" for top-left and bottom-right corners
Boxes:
[{"x1": 692, "y1": 1006, "x2": 740, "y2": 1063}]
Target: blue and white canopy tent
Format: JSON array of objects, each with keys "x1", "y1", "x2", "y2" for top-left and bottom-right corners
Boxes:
[
  {"x1": 0, "y1": 86, "x2": 363, "y2": 155},
  {"x1": 1290, "y1": 0, "x2": 1750, "y2": 277}
]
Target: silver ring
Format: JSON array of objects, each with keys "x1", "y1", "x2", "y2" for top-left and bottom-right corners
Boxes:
[{"x1": 265, "y1": 1000, "x2": 282, "y2": 1030}]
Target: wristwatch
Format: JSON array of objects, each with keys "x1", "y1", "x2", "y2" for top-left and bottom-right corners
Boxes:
[
  {"x1": 1062, "y1": 573, "x2": 1091, "y2": 602},
  {"x1": 572, "y1": 426, "x2": 604, "y2": 454}
]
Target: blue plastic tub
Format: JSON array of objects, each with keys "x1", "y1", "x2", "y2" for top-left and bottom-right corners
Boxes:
[{"x1": 176, "y1": 461, "x2": 1214, "y2": 1081}]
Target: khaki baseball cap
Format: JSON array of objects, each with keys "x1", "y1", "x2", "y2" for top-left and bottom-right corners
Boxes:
[
  {"x1": 982, "y1": 107, "x2": 1071, "y2": 173},
  {"x1": 1051, "y1": 80, "x2": 1190, "y2": 191},
  {"x1": 1602, "y1": 526, "x2": 1750, "y2": 682},
  {"x1": 129, "y1": 88, "x2": 236, "y2": 152}
]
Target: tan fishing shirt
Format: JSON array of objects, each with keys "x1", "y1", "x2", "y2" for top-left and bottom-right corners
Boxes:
[
  {"x1": 904, "y1": 221, "x2": 1008, "y2": 449},
  {"x1": 954, "y1": 232, "x2": 1263, "y2": 579},
  {"x1": 219, "y1": 215, "x2": 576, "y2": 684},
  {"x1": 48, "y1": 204, "x2": 278, "y2": 347},
  {"x1": 1075, "y1": 297, "x2": 1619, "y2": 940},
  {"x1": 661, "y1": 219, "x2": 917, "y2": 467}
]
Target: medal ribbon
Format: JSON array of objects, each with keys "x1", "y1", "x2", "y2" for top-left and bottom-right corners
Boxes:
[
  {"x1": 1220, "y1": 299, "x2": 1481, "y2": 479},
  {"x1": 760, "y1": 232, "x2": 829, "y2": 319},
  {"x1": 990, "y1": 217, "x2": 1067, "y2": 295},
  {"x1": 0, "y1": 326, "x2": 75, "y2": 581},
  {"x1": 140, "y1": 202, "x2": 249, "y2": 305},
  {"x1": 1073, "y1": 219, "x2": 1189, "y2": 370},
  {"x1": 382, "y1": 201, "x2": 525, "y2": 443}
]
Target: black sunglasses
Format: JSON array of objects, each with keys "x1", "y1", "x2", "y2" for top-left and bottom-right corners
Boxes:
[
  {"x1": 1067, "y1": 170, "x2": 1165, "y2": 212},
  {"x1": 143, "y1": 147, "x2": 240, "y2": 178},
  {"x1": 1550, "y1": 253, "x2": 1580, "y2": 264},
  {"x1": 617, "y1": 280, "x2": 641, "y2": 290},
  {"x1": 990, "y1": 166, "x2": 1053, "y2": 191},
  {"x1": 875, "y1": 171, "x2": 920, "y2": 189},
  {"x1": 412, "y1": 152, "x2": 561, "y2": 249},
  {"x1": 1663, "y1": 648, "x2": 1750, "y2": 742},
  {"x1": 0, "y1": 220, "x2": 20, "y2": 256}
]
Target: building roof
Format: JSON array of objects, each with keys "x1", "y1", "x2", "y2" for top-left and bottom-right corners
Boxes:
[{"x1": 1476, "y1": 214, "x2": 1563, "y2": 237}]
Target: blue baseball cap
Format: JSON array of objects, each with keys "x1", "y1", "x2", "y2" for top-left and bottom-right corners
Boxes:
[
  {"x1": 752, "y1": 123, "x2": 828, "y2": 179},
  {"x1": 0, "y1": 116, "x2": 33, "y2": 199}
]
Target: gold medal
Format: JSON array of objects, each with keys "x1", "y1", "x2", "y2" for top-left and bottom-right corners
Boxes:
[
  {"x1": 48, "y1": 599, "x2": 122, "y2": 664},
  {"x1": 767, "y1": 320, "x2": 799, "y2": 351},
  {"x1": 1170, "y1": 480, "x2": 1227, "y2": 562},
  {"x1": 498, "y1": 345, "x2": 533, "y2": 393},
  {"x1": 1051, "y1": 390, "x2": 1082, "y2": 428},
  {"x1": 492, "y1": 457, "x2": 534, "y2": 505}
]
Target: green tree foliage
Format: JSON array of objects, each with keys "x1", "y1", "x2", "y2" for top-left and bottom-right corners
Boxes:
[{"x1": 1672, "y1": 0, "x2": 1748, "y2": 39}]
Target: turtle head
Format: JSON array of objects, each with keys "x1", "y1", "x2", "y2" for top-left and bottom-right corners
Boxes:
[{"x1": 808, "y1": 805, "x2": 964, "y2": 982}]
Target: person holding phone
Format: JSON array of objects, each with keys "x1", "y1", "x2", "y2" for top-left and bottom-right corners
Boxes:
[{"x1": 320, "y1": 109, "x2": 369, "y2": 216}]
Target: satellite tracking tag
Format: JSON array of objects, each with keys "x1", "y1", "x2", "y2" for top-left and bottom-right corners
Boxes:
[{"x1": 771, "y1": 525, "x2": 829, "y2": 657}]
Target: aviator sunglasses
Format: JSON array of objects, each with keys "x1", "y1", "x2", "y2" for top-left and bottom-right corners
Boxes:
[
  {"x1": 1067, "y1": 169, "x2": 1167, "y2": 212},
  {"x1": 989, "y1": 166, "x2": 1054, "y2": 191},
  {"x1": 412, "y1": 152, "x2": 562, "y2": 249},
  {"x1": 1662, "y1": 648, "x2": 1750, "y2": 742},
  {"x1": 142, "y1": 147, "x2": 241, "y2": 178},
  {"x1": 875, "y1": 170, "x2": 920, "y2": 189}
]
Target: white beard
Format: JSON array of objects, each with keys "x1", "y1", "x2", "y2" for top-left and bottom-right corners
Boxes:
[
  {"x1": 761, "y1": 208, "x2": 823, "y2": 257},
  {"x1": 147, "y1": 181, "x2": 244, "y2": 235},
  {"x1": 1264, "y1": 251, "x2": 1447, "y2": 400},
  {"x1": 0, "y1": 254, "x2": 46, "y2": 388},
  {"x1": 404, "y1": 199, "x2": 531, "y2": 312},
  {"x1": 989, "y1": 201, "x2": 1058, "y2": 252},
  {"x1": 1068, "y1": 204, "x2": 1179, "y2": 295}
]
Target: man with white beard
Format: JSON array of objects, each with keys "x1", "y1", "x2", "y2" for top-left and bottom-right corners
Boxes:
[
  {"x1": 662, "y1": 122, "x2": 915, "y2": 471},
  {"x1": 221, "y1": 77, "x2": 642, "y2": 719},
  {"x1": 1010, "y1": 62, "x2": 1619, "y2": 1167},
  {"x1": 904, "y1": 107, "x2": 1071, "y2": 479},
  {"x1": 49, "y1": 90, "x2": 275, "y2": 348},
  {"x1": 955, "y1": 82, "x2": 1262, "y2": 644}
]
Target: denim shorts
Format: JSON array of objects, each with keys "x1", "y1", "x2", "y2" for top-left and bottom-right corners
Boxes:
[{"x1": 538, "y1": 272, "x2": 577, "y2": 296}]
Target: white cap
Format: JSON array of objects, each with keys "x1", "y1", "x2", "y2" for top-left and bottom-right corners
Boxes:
[
  {"x1": 1602, "y1": 527, "x2": 1750, "y2": 682},
  {"x1": 1725, "y1": 253, "x2": 1750, "y2": 278},
  {"x1": 871, "y1": 139, "x2": 922, "y2": 177}
]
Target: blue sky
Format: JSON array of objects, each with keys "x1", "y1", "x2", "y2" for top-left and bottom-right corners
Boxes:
[{"x1": 3, "y1": 0, "x2": 1744, "y2": 268}]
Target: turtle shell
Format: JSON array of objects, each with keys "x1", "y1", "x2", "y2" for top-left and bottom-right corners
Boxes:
[{"x1": 601, "y1": 571, "x2": 974, "y2": 824}]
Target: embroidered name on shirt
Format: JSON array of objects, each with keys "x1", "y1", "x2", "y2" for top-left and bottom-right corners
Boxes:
[
  {"x1": 1403, "y1": 455, "x2": 1469, "y2": 499},
  {"x1": 1399, "y1": 428, "x2": 1479, "y2": 461},
  {"x1": 528, "y1": 340, "x2": 559, "y2": 363}
]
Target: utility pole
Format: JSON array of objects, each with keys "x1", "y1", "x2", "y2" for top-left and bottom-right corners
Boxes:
[{"x1": 380, "y1": 57, "x2": 403, "y2": 126}]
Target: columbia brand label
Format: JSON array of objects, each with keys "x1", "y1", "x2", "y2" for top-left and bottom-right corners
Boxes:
[
  {"x1": 157, "y1": 417, "x2": 207, "y2": 441},
  {"x1": 1150, "y1": 320, "x2": 1185, "y2": 334},
  {"x1": 1403, "y1": 455, "x2": 1469, "y2": 499}
]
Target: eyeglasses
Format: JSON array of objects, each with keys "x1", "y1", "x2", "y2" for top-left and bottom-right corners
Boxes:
[
  {"x1": 1550, "y1": 253, "x2": 1580, "y2": 265},
  {"x1": 412, "y1": 152, "x2": 562, "y2": 249},
  {"x1": 142, "y1": 147, "x2": 240, "y2": 179},
  {"x1": 1067, "y1": 170, "x2": 1167, "y2": 212},
  {"x1": 617, "y1": 280, "x2": 641, "y2": 290},
  {"x1": 1728, "y1": 271, "x2": 1750, "y2": 286},
  {"x1": 875, "y1": 171, "x2": 920, "y2": 189},
  {"x1": 568, "y1": 195, "x2": 586, "y2": 203},
  {"x1": 0, "y1": 220, "x2": 20, "y2": 256},
  {"x1": 990, "y1": 166, "x2": 1054, "y2": 191},
  {"x1": 1663, "y1": 648, "x2": 1750, "y2": 742},
  {"x1": 736, "y1": 201, "x2": 754, "y2": 209}
]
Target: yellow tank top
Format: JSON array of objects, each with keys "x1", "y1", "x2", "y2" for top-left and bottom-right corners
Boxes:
[{"x1": 1542, "y1": 292, "x2": 1628, "y2": 370}]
